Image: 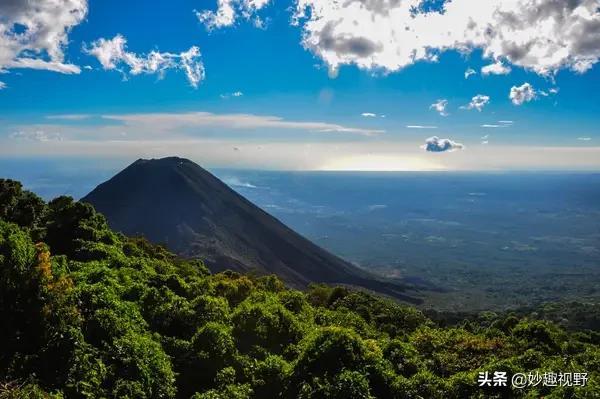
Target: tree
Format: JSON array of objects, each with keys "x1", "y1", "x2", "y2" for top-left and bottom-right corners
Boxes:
[{"x1": 0, "y1": 179, "x2": 46, "y2": 231}]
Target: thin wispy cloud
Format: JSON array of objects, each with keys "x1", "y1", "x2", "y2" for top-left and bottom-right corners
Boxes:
[
  {"x1": 101, "y1": 111, "x2": 385, "y2": 136},
  {"x1": 46, "y1": 114, "x2": 93, "y2": 121},
  {"x1": 10, "y1": 130, "x2": 64, "y2": 142},
  {"x1": 539, "y1": 87, "x2": 559, "y2": 97},
  {"x1": 406, "y1": 125, "x2": 437, "y2": 129},
  {"x1": 221, "y1": 91, "x2": 244, "y2": 99}
]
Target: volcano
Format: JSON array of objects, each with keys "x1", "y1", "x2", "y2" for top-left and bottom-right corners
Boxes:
[{"x1": 82, "y1": 157, "x2": 419, "y2": 302}]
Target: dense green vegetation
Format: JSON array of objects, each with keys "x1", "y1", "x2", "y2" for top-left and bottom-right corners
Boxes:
[{"x1": 0, "y1": 179, "x2": 598, "y2": 398}]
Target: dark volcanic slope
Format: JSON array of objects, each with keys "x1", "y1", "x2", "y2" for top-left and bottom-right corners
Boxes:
[{"x1": 82, "y1": 157, "x2": 418, "y2": 301}]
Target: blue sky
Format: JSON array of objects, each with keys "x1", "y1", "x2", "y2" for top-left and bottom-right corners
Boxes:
[{"x1": 1, "y1": 0, "x2": 599, "y2": 171}]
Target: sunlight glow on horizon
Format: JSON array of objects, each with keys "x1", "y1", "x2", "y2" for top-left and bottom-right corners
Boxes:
[{"x1": 318, "y1": 155, "x2": 445, "y2": 172}]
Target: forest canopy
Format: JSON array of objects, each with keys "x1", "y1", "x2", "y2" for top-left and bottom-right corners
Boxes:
[{"x1": 0, "y1": 178, "x2": 598, "y2": 398}]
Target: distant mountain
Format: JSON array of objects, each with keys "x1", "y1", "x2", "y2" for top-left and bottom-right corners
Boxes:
[{"x1": 82, "y1": 157, "x2": 419, "y2": 302}]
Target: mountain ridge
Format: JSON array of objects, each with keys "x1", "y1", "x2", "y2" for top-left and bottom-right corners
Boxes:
[{"x1": 82, "y1": 157, "x2": 420, "y2": 302}]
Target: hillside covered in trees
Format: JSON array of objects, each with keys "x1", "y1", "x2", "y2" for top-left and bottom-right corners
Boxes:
[{"x1": 0, "y1": 178, "x2": 598, "y2": 398}]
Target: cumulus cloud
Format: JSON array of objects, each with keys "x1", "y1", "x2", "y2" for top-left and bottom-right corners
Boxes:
[
  {"x1": 361, "y1": 112, "x2": 377, "y2": 117},
  {"x1": 84, "y1": 35, "x2": 205, "y2": 88},
  {"x1": 197, "y1": 0, "x2": 271, "y2": 30},
  {"x1": 464, "y1": 68, "x2": 476, "y2": 79},
  {"x1": 422, "y1": 136, "x2": 464, "y2": 153},
  {"x1": 10, "y1": 130, "x2": 63, "y2": 142},
  {"x1": 293, "y1": 0, "x2": 600, "y2": 77},
  {"x1": 510, "y1": 83, "x2": 536, "y2": 105},
  {"x1": 0, "y1": 81, "x2": 6, "y2": 90},
  {"x1": 430, "y1": 99, "x2": 449, "y2": 116},
  {"x1": 0, "y1": 0, "x2": 87, "y2": 75},
  {"x1": 461, "y1": 94, "x2": 490, "y2": 111},
  {"x1": 481, "y1": 61, "x2": 511, "y2": 76}
]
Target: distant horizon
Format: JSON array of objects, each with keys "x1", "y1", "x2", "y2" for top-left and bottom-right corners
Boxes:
[
  {"x1": 2, "y1": 156, "x2": 600, "y2": 205},
  {"x1": 3, "y1": 155, "x2": 600, "y2": 175}
]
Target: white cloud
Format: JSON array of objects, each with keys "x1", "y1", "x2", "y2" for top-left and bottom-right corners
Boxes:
[
  {"x1": 422, "y1": 136, "x2": 464, "y2": 152},
  {"x1": 510, "y1": 83, "x2": 536, "y2": 105},
  {"x1": 10, "y1": 130, "x2": 63, "y2": 142},
  {"x1": 464, "y1": 68, "x2": 476, "y2": 79},
  {"x1": 0, "y1": 0, "x2": 86, "y2": 75},
  {"x1": 293, "y1": 0, "x2": 600, "y2": 76},
  {"x1": 221, "y1": 91, "x2": 244, "y2": 99},
  {"x1": 481, "y1": 61, "x2": 511, "y2": 76},
  {"x1": 101, "y1": 111, "x2": 384, "y2": 136},
  {"x1": 197, "y1": 0, "x2": 271, "y2": 30},
  {"x1": 367, "y1": 204, "x2": 387, "y2": 211},
  {"x1": 361, "y1": 112, "x2": 377, "y2": 117},
  {"x1": 577, "y1": 137, "x2": 592, "y2": 141},
  {"x1": 482, "y1": 121, "x2": 512, "y2": 128},
  {"x1": 461, "y1": 94, "x2": 490, "y2": 112},
  {"x1": 0, "y1": 81, "x2": 6, "y2": 90},
  {"x1": 407, "y1": 125, "x2": 437, "y2": 129},
  {"x1": 223, "y1": 176, "x2": 257, "y2": 188},
  {"x1": 539, "y1": 87, "x2": 559, "y2": 97},
  {"x1": 84, "y1": 35, "x2": 205, "y2": 88},
  {"x1": 46, "y1": 114, "x2": 92, "y2": 121},
  {"x1": 3, "y1": 112, "x2": 383, "y2": 143},
  {"x1": 429, "y1": 99, "x2": 449, "y2": 116}
]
